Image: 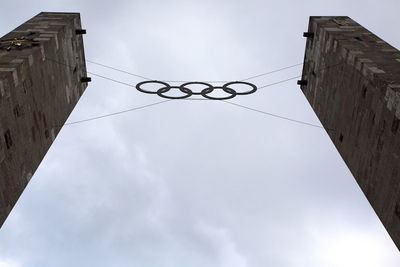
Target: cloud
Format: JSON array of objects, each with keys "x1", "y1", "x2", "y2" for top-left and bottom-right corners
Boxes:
[
  {"x1": 0, "y1": 260, "x2": 20, "y2": 267},
  {"x1": 0, "y1": 0, "x2": 400, "y2": 266},
  {"x1": 195, "y1": 221, "x2": 248, "y2": 267}
]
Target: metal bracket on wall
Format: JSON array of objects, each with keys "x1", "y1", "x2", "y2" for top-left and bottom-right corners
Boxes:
[
  {"x1": 75, "y1": 29, "x2": 87, "y2": 35},
  {"x1": 80, "y1": 77, "x2": 92, "y2": 83},
  {"x1": 303, "y1": 32, "x2": 314, "y2": 38}
]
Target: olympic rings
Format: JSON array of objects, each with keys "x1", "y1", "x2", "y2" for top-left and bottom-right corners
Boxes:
[
  {"x1": 157, "y1": 85, "x2": 192, "y2": 99},
  {"x1": 201, "y1": 86, "x2": 237, "y2": 100},
  {"x1": 136, "y1": 80, "x2": 257, "y2": 100},
  {"x1": 223, "y1": 81, "x2": 257, "y2": 95},
  {"x1": 136, "y1": 80, "x2": 170, "y2": 94},
  {"x1": 180, "y1": 82, "x2": 213, "y2": 95}
]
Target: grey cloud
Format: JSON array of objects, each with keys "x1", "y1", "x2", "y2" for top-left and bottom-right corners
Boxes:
[{"x1": 0, "y1": 0, "x2": 400, "y2": 266}]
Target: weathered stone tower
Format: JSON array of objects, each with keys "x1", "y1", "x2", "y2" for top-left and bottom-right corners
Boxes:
[
  {"x1": 300, "y1": 16, "x2": 400, "y2": 250},
  {"x1": 0, "y1": 12, "x2": 89, "y2": 227}
]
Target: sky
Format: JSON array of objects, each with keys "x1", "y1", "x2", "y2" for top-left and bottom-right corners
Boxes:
[{"x1": 1, "y1": 0, "x2": 400, "y2": 266}]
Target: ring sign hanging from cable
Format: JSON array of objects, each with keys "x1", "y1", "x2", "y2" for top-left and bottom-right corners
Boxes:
[{"x1": 136, "y1": 81, "x2": 257, "y2": 100}]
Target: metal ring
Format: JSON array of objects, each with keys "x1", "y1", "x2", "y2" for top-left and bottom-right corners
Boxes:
[
  {"x1": 136, "y1": 80, "x2": 170, "y2": 94},
  {"x1": 135, "y1": 80, "x2": 257, "y2": 100},
  {"x1": 180, "y1": 82, "x2": 213, "y2": 95},
  {"x1": 223, "y1": 81, "x2": 257, "y2": 95},
  {"x1": 201, "y1": 86, "x2": 237, "y2": 100},
  {"x1": 157, "y1": 85, "x2": 193, "y2": 99}
]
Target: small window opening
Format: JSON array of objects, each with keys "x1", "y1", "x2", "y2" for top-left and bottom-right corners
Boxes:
[
  {"x1": 13, "y1": 105, "x2": 21, "y2": 118},
  {"x1": 395, "y1": 203, "x2": 400, "y2": 218},
  {"x1": 392, "y1": 117, "x2": 399, "y2": 134},
  {"x1": 4, "y1": 130, "x2": 13, "y2": 149},
  {"x1": 44, "y1": 129, "x2": 50, "y2": 139},
  {"x1": 362, "y1": 86, "x2": 367, "y2": 99},
  {"x1": 354, "y1": 36, "x2": 362, "y2": 41},
  {"x1": 339, "y1": 133, "x2": 344, "y2": 143},
  {"x1": 23, "y1": 80, "x2": 28, "y2": 94}
]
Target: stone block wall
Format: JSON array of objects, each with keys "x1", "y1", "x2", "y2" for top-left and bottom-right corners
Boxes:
[
  {"x1": 0, "y1": 12, "x2": 88, "y2": 227},
  {"x1": 300, "y1": 16, "x2": 400, "y2": 250}
]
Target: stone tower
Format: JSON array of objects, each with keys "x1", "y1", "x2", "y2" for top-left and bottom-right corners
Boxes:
[
  {"x1": 0, "y1": 12, "x2": 89, "y2": 227},
  {"x1": 300, "y1": 16, "x2": 400, "y2": 250}
]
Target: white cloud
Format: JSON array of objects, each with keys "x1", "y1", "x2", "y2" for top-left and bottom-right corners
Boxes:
[
  {"x1": 309, "y1": 227, "x2": 399, "y2": 267},
  {"x1": 0, "y1": 260, "x2": 20, "y2": 267}
]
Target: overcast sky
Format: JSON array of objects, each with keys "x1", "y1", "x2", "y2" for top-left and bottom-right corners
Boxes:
[{"x1": 1, "y1": 0, "x2": 400, "y2": 266}]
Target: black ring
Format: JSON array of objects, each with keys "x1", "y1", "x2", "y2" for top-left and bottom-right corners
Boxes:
[
  {"x1": 223, "y1": 81, "x2": 257, "y2": 95},
  {"x1": 201, "y1": 86, "x2": 237, "y2": 100},
  {"x1": 157, "y1": 85, "x2": 193, "y2": 99},
  {"x1": 136, "y1": 80, "x2": 170, "y2": 94},
  {"x1": 135, "y1": 80, "x2": 257, "y2": 100},
  {"x1": 180, "y1": 82, "x2": 213, "y2": 95}
]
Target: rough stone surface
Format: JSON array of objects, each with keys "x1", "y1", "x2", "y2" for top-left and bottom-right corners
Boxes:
[
  {"x1": 301, "y1": 16, "x2": 400, "y2": 250},
  {"x1": 0, "y1": 12, "x2": 88, "y2": 227}
]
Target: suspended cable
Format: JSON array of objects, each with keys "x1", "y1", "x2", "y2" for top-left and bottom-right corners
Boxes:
[
  {"x1": 257, "y1": 62, "x2": 344, "y2": 89},
  {"x1": 63, "y1": 99, "x2": 172, "y2": 126},
  {"x1": 86, "y1": 59, "x2": 303, "y2": 83},
  {"x1": 86, "y1": 59, "x2": 152, "y2": 80},
  {"x1": 258, "y1": 75, "x2": 301, "y2": 89},
  {"x1": 48, "y1": 57, "x2": 343, "y2": 101},
  {"x1": 222, "y1": 100, "x2": 327, "y2": 129},
  {"x1": 49, "y1": 57, "x2": 308, "y2": 92},
  {"x1": 87, "y1": 72, "x2": 135, "y2": 88},
  {"x1": 46, "y1": 58, "x2": 339, "y2": 130},
  {"x1": 61, "y1": 97, "x2": 333, "y2": 130},
  {"x1": 240, "y1": 63, "x2": 303, "y2": 81},
  {"x1": 45, "y1": 58, "x2": 135, "y2": 88},
  {"x1": 162, "y1": 79, "x2": 230, "y2": 83}
]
